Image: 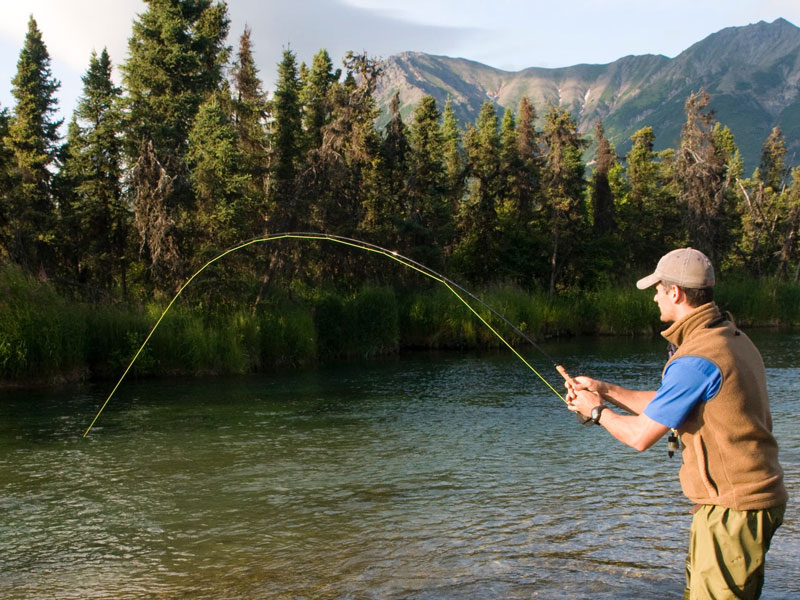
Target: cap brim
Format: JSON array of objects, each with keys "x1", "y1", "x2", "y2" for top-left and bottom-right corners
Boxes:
[{"x1": 636, "y1": 272, "x2": 660, "y2": 290}]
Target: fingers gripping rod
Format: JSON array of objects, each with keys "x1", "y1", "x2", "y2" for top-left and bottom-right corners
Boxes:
[{"x1": 556, "y1": 364, "x2": 593, "y2": 425}]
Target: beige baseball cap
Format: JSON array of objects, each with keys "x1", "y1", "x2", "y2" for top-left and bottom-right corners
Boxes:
[{"x1": 636, "y1": 248, "x2": 715, "y2": 290}]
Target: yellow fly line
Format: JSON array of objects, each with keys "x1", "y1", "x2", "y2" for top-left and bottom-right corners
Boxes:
[{"x1": 83, "y1": 232, "x2": 567, "y2": 437}]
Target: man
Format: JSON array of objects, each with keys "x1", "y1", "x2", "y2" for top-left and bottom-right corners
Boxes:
[{"x1": 566, "y1": 247, "x2": 787, "y2": 600}]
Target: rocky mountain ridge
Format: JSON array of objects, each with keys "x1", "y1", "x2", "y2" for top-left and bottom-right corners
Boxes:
[{"x1": 375, "y1": 18, "x2": 800, "y2": 172}]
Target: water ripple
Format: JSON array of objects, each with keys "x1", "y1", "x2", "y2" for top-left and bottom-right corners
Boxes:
[{"x1": 1, "y1": 342, "x2": 798, "y2": 599}]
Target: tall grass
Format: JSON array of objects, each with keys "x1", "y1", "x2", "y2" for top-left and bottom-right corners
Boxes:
[
  {"x1": 0, "y1": 264, "x2": 87, "y2": 381},
  {"x1": 2, "y1": 260, "x2": 798, "y2": 385},
  {"x1": 591, "y1": 286, "x2": 661, "y2": 335},
  {"x1": 717, "y1": 279, "x2": 800, "y2": 327},
  {"x1": 257, "y1": 302, "x2": 317, "y2": 368},
  {"x1": 312, "y1": 286, "x2": 399, "y2": 359},
  {"x1": 399, "y1": 284, "x2": 660, "y2": 348}
]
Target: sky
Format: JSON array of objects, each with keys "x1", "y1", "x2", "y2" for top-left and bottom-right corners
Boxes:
[{"x1": 1, "y1": 0, "x2": 799, "y2": 128}]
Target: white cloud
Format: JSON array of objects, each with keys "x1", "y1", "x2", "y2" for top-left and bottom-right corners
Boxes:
[
  {"x1": 1, "y1": 0, "x2": 798, "y2": 121},
  {"x1": 227, "y1": 0, "x2": 478, "y2": 86},
  {"x1": 0, "y1": 1, "x2": 141, "y2": 72},
  {"x1": 1, "y1": 0, "x2": 478, "y2": 118}
]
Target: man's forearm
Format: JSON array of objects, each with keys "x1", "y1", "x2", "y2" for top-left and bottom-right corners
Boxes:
[
  {"x1": 600, "y1": 383, "x2": 656, "y2": 415},
  {"x1": 595, "y1": 408, "x2": 668, "y2": 452}
]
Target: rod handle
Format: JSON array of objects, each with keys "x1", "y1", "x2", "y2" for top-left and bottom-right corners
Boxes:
[{"x1": 556, "y1": 364, "x2": 593, "y2": 426}]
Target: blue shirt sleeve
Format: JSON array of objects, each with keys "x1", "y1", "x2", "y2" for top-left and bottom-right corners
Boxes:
[{"x1": 643, "y1": 356, "x2": 722, "y2": 429}]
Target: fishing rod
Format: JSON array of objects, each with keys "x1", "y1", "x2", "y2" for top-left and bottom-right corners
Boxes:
[{"x1": 83, "y1": 232, "x2": 589, "y2": 437}]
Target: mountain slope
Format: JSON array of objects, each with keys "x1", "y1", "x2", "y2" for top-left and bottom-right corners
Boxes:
[{"x1": 375, "y1": 18, "x2": 800, "y2": 172}]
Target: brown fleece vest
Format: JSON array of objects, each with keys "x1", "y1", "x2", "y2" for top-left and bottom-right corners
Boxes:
[{"x1": 662, "y1": 303, "x2": 787, "y2": 510}]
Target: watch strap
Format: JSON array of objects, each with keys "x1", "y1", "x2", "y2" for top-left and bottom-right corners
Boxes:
[{"x1": 590, "y1": 405, "x2": 607, "y2": 424}]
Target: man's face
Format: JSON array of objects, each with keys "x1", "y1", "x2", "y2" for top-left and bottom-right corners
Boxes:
[{"x1": 654, "y1": 282, "x2": 676, "y2": 323}]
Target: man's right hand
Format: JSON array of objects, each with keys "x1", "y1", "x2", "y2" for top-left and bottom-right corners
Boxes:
[{"x1": 565, "y1": 375, "x2": 608, "y2": 401}]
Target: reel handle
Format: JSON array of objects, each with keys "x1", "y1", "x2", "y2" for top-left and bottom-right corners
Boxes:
[{"x1": 556, "y1": 365, "x2": 593, "y2": 426}]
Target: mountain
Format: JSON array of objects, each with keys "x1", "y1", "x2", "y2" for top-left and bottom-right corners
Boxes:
[{"x1": 374, "y1": 18, "x2": 800, "y2": 173}]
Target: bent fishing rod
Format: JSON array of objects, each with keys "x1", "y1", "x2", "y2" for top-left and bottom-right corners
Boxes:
[{"x1": 83, "y1": 232, "x2": 590, "y2": 437}]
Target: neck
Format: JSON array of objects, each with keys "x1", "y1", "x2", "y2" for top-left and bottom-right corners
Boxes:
[
  {"x1": 662, "y1": 303, "x2": 720, "y2": 347},
  {"x1": 672, "y1": 302, "x2": 698, "y2": 322}
]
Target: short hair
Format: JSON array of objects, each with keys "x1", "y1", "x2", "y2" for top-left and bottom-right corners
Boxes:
[{"x1": 660, "y1": 280, "x2": 714, "y2": 307}]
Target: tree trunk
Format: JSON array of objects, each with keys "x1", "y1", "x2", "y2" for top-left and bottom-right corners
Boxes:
[{"x1": 549, "y1": 231, "x2": 559, "y2": 302}]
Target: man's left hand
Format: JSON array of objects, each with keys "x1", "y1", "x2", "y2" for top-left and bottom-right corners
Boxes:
[{"x1": 567, "y1": 388, "x2": 603, "y2": 419}]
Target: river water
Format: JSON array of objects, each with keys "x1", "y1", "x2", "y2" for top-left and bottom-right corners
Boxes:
[{"x1": 1, "y1": 333, "x2": 798, "y2": 599}]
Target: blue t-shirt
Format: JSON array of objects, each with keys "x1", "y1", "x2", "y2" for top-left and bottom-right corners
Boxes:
[{"x1": 643, "y1": 356, "x2": 722, "y2": 429}]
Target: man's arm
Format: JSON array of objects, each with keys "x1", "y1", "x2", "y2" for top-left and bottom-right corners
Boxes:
[
  {"x1": 567, "y1": 376, "x2": 656, "y2": 415},
  {"x1": 588, "y1": 405, "x2": 670, "y2": 452},
  {"x1": 565, "y1": 379, "x2": 668, "y2": 452}
]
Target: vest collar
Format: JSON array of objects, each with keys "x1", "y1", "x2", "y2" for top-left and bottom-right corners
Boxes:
[{"x1": 661, "y1": 302, "x2": 720, "y2": 348}]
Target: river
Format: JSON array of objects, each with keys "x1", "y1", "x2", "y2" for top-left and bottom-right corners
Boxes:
[{"x1": 1, "y1": 333, "x2": 798, "y2": 599}]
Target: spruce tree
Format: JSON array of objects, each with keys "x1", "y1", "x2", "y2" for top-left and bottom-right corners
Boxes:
[
  {"x1": 57, "y1": 49, "x2": 126, "y2": 293},
  {"x1": 268, "y1": 48, "x2": 304, "y2": 232},
  {"x1": 456, "y1": 101, "x2": 501, "y2": 283},
  {"x1": 465, "y1": 101, "x2": 501, "y2": 226},
  {"x1": 775, "y1": 167, "x2": 800, "y2": 282},
  {"x1": 674, "y1": 89, "x2": 737, "y2": 264},
  {"x1": 516, "y1": 98, "x2": 539, "y2": 165},
  {"x1": 591, "y1": 120, "x2": 616, "y2": 233},
  {"x1": 122, "y1": 0, "x2": 230, "y2": 286},
  {"x1": 231, "y1": 25, "x2": 269, "y2": 202},
  {"x1": 309, "y1": 50, "x2": 382, "y2": 238},
  {"x1": 621, "y1": 127, "x2": 681, "y2": 270},
  {"x1": 0, "y1": 107, "x2": 13, "y2": 257},
  {"x1": 540, "y1": 103, "x2": 586, "y2": 297},
  {"x1": 495, "y1": 107, "x2": 526, "y2": 282},
  {"x1": 440, "y1": 98, "x2": 464, "y2": 223},
  {"x1": 300, "y1": 49, "x2": 340, "y2": 152},
  {"x1": 188, "y1": 89, "x2": 250, "y2": 249},
  {"x1": 302, "y1": 52, "x2": 382, "y2": 285},
  {"x1": 2, "y1": 16, "x2": 61, "y2": 271},
  {"x1": 499, "y1": 107, "x2": 518, "y2": 206},
  {"x1": 367, "y1": 91, "x2": 409, "y2": 246},
  {"x1": 578, "y1": 121, "x2": 622, "y2": 283},
  {"x1": 408, "y1": 95, "x2": 450, "y2": 267},
  {"x1": 758, "y1": 127, "x2": 788, "y2": 192},
  {"x1": 123, "y1": 0, "x2": 230, "y2": 158},
  {"x1": 514, "y1": 97, "x2": 542, "y2": 224},
  {"x1": 495, "y1": 98, "x2": 542, "y2": 285},
  {"x1": 737, "y1": 126, "x2": 790, "y2": 277}
]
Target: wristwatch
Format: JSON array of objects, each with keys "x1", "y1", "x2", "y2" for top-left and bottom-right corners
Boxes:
[{"x1": 590, "y1": 405, "x2": 607, "y2": 425}]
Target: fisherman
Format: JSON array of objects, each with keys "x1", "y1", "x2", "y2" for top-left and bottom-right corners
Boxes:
[{"x1": 565, "y1": 247, "x2": 787, "y2": 600}]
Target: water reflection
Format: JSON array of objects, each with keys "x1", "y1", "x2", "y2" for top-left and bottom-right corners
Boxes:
[{"x1": 1, "y1": 335, "x2": 798, "y2": 599}]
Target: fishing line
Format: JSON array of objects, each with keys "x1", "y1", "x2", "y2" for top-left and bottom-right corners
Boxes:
[{"x1": 83, "y1": 232, "x2": 569, "y2": 437}]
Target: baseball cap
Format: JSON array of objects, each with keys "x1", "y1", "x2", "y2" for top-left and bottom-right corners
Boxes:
[{"x1": 636, "y1": 248, "x2": 715, "y2": 290}]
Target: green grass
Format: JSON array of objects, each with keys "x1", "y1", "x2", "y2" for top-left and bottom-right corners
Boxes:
[
  {"x1": 2, "y1": 261, "x2": 798, "y2": 385},
  {"x1": 0, "y1": 264, "x2": 87, "y2": 381},
  {"x1": 717, "y1": 279, "x2": 800, "y2": 327}
]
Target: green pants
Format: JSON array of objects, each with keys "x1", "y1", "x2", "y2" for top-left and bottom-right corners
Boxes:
[{"x1": 683, "y1": 503, "x2": 785, "y2": 600}]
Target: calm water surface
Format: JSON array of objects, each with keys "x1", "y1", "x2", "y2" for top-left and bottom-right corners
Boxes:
[{"x1": 1, "y1": 333, "x2": 798, "y2": 599}]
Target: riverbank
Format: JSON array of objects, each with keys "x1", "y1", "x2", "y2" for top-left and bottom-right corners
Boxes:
[{"x1": 2, "y1": 263, "x2": 799, "y2": 386}]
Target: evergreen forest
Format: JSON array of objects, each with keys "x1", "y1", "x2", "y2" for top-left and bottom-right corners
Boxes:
[{"x1": 2, "y1": 3, "x2": 800, "y2": 383}]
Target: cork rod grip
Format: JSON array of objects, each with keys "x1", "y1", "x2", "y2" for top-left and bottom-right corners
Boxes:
[{"x1": 555, "y1": 364, "x2": 572, "y2": 383}]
